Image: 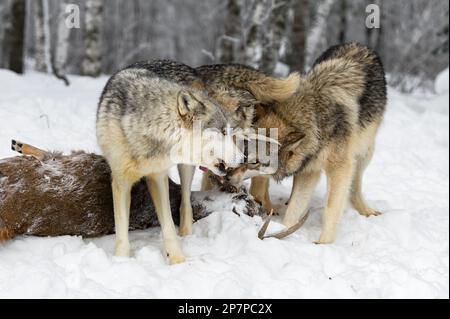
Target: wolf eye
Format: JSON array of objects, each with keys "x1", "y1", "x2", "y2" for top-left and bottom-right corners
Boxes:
[{"x1": 248, "y1": 162, "x2": 260, "y2": 170}]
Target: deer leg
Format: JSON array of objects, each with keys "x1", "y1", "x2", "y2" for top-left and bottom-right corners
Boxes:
[{"x1": 11, "y1": 140, "x2": 48, "y2": 161}]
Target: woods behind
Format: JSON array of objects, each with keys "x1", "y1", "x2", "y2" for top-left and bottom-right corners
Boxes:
[{"x1": 0, "y1": 0, "x2": 448, "y2": 91}]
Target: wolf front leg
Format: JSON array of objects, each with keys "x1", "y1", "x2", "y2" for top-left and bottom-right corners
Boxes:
[
  {"x1": 147, "y1": 172, "x2": 186, "y2": 264},
  {"x1": 283, "y1": 170, "x2": 321, "y2": 228},
  {"x1": 178, "y1": 164, "x2": 195, "y2": 236},
  {"x1": 316, "y1": 158, "x2": 354, "y2": 244},
  {"x1": 111, "y1": 176, "x2": 133, "y2": 257}
]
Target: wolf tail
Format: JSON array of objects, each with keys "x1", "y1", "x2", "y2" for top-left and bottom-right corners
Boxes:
[
  {"x1": 197, "y1": 64, "x2": 300, "y2": 103},
  {"x1": 247, "y1": 72, "x2": 300, "y2": 103}
]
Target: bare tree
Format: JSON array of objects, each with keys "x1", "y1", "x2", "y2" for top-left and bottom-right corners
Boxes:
[
  {"x1": 53, "y1": 2, "x2": 71, "y2": 85},
  {"x1": 338, "y1": 0, "x2": 347, "y2": 43},
  {"x1": 34, "y1": 0, "x2": 46, "y2": 72},
  {"x1": 242, "y1": 0, "x2": 271, "y2": 66},
  {"x1": 0, "y1": 0, "x2": 11, "y2": 69},
  {"x1": 34, "y1": 0, "x2": 52, "y2": 73},
  {"x1": 286, "y1": 0, "x2": 309, "y2": 72},
  {"x1": 260, "y1": 0, "x2": 290, "y2": 74},
  {"x1": 305, "y1": 0, "x2": 335, "y2": 68},
  {"x1": 8, "y1": 0, "x2": 26, "y2": 74},
  {"x1": 82, "y1": 0, "x2": 103, "y2": 77},
  {"x1": 219, "y1": 0, "x2": 242, "y2": 63}
]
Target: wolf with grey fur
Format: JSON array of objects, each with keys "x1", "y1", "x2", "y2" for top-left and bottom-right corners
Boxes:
[{"x1": 96, "y1": 60, "x2": 240, "y2": 263}]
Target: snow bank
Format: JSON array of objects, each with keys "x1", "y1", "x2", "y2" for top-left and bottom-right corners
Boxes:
[
  {"x1": 435, "y1": 68, "x2": 449, "y2": 95},
  {"x1": 0, "y1": 70, "x2": 448, "y2": 298}
]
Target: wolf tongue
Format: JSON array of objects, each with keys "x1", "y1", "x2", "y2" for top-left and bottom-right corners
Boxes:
[{"x1": 199, "y1": 166, "x2": 209, "y2": 173}]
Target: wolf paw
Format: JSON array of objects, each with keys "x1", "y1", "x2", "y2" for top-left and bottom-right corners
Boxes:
[
  {"x1": 359, "y1": 209, "x2": 382, "y2": 217},
  {"x1": 314, "y1": 232, "x2": 336, "y2": 245},
  {"x1": 168, "y1": 252, "x2": 186, "y2": 265},
  {"x1": 114, "y1": 244, "x2": 131, "y2": 257},
  {"x1": 179, "y1": 225, "x2": 192, "y2": 237}
]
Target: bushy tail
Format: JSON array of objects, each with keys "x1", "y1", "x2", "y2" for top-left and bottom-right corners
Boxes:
[
  {"x1": 197, "y1": 64, "x2": 300, "y2": 103},
  {"x1": 247, "y1": 72, "x2": 300, "y2": 103}
]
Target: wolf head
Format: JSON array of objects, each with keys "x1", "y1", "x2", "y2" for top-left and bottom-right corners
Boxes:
[
  {"x1": 174, "y1": 88, "x2": 245, "y2": 176},
  {"x1": 206, "y1": 86, "x2": 258, "y2": 130},
  {"x1": 176, "y1": 88, "x2": 229, "y2": 131}
]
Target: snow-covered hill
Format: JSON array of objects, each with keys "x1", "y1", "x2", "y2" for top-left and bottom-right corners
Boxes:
[{"x1": 0, "y1": 69, "x2": 448, "y2": 298}]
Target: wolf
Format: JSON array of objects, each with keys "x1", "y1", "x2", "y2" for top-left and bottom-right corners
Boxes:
[
  {"x1": 215, "y1": 43, "x2": 387, "y2": 243},
  {"x1": 96, "y1": 60, "x2": 242, "y2": 263}
]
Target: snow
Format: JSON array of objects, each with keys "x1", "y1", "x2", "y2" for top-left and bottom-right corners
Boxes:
[
  {"x1": 0, "y1": 69, "x2": 449, "y2": 299},
  {"x1": 435, "y1": 68, "x2": 449, "y2": 95}
]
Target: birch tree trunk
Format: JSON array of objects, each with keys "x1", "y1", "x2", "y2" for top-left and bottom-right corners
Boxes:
[
  {"x1": 286, "y1": 0, "x2": 308, "y2": 72},
  {"x1": 8, "y1": 0, "x2": 26, "y2": 74},
  {"x1": 53, "y1": 2, "x2": 71, "y2": 85},
  {"x1": 242, "y1": 0, "x2": 270, "y2": 67},
  {"x1": 260, "y1": 0, "x2": 289, "y2": 74},
  {"x1": 0, "y1": 1, "x2": 11, "y2": 69},
  {"x1": 42, "y1": 0, "x2": 52, "y2": 73},
  {"x1": 82, "y1": 0, "x2": 103, "y2": 77},
  {"x1": 219, "y1": 0, "x2": 242, "y2": 63},
  {"x1": 305, "y1": 0, "x2": 335, "y2": 68},
  {"x1": 34, "y1": 0, "x2": 47, "y2": 72}
]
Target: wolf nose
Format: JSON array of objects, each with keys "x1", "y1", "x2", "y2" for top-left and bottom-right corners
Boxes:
[{"x1": 217, "y1": 159, "x2": 226, "y2": 174}]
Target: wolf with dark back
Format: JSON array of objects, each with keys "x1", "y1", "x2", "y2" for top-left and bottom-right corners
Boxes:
[{"x1": 203, "y1": 43, "x2": 387, "y2": 244}]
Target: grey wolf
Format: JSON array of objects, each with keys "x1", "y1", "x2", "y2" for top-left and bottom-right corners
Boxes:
[
  {"x1": 214, "y1": 43, "x2": 387, "y2": 244},
  {"x1": 96, "y1": 60, "x2": 241, "y2": 263}
]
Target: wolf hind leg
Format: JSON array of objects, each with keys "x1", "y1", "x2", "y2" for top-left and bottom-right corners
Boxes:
[
  {"x1": 147, "y1": 172, "x2": 185, "y2": 264},
  {"x1": 351, "y1": 144, "x2": 381, "y2": 217},
  {"x1": 178, "y1": 164, "x2": 195, "y2": 236}
]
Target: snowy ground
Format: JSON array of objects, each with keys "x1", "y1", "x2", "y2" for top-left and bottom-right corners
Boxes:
[{"x1": 0, "y1": 69, "x2": 448, "y2": 299}]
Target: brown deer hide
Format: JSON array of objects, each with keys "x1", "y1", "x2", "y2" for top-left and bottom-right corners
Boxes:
[{"x1": 0, "y1": 152, "x2": 264, "y2": 241}]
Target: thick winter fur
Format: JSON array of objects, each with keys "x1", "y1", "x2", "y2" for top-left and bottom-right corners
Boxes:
[
  {"x1": 0, "y1": 142, "x2": 265, "y2": 243},
  {"x1": 97, "y1": 60, "x2": 241, "y2": 263},
  {"x1": 124, "y1": 60, "x2": 259, "y2": 130},
  {"x1": 196, "y1": 64, "x2": 300, "y2": 191},
  {"x1": 196, "y1": 64, "x2": 300, "y2": 104},
  {"x1": 224, "y1": 43, "x2": 387, "y2": 243}
]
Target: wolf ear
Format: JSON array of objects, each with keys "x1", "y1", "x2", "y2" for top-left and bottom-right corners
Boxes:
[
  {"x1": 284, "y1": 131, "x2": 305, "y2": 150},
  {"x1": 178, "y1": 90, "x2": 203, "y2": 118},
  {"x1": 177, "y1": 90, "x2": 196, "y2": 117}
]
